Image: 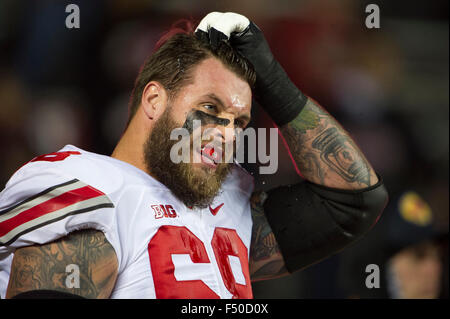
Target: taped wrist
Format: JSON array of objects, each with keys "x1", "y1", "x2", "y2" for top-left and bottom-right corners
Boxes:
[
  {"x1": 255, "y1": 61, "x2": 308, "y2": 126},
  {"x1": 263, "y1": 177, "x2": 388, "y2": 273},
  {"x1": 231, "y1": 22, "x2": 307, "y2": 126}
]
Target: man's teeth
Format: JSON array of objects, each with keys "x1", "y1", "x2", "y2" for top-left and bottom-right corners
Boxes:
[{"x1": 201, "y1": 146, "x2": 218, "y2": 164}]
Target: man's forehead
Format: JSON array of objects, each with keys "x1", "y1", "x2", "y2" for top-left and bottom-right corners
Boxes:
[
  {"x1": 200, "y1": 92, "x2": 251, "y2": 120},
  {"x1": 191, "y1": 58, "x2": 252, "y2": 108}
]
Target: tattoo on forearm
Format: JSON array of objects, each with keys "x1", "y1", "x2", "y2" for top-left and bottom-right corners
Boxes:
[
  {"x1": 299, "y1": 152, "x2": 325, "y2": 185},
  {"x1": 312, "y1": 127, "x2": 371, "y2": 185},
  {"x1": 7, "y1": 229, "x2": 118, "y2": 299},
  {"x1": 281, "y1": 99, "x2": 376, "y2": 188},
  {"x1": 288, "y1": 107, "x2": 322, "y2": 134},
  {"x1": 249, "y1": 191, "x2": 287, "y2": 281}
]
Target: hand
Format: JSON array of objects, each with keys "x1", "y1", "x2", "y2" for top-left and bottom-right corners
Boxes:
[{"x1": 195, "y1": 12, "x2": 307, "y2": 126}]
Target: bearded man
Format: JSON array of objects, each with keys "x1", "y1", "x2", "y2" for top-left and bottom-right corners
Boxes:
[{"x1": 0, "y1": 12, "x2": 388, "y2": 299}]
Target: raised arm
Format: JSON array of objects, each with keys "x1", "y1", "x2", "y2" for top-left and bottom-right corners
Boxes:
[
  {"x1": 6, "y1": 229, "x2": 118, "y2": 299},
  {"x1": 248, "y1": 99, "x2": 388, "y2": 280},
  {"x1": 281, "y1": 98, "x2": 379, "y2": 189},
  {"x1": 196, "y1": 12, "x2": 388, "y2": 280}
]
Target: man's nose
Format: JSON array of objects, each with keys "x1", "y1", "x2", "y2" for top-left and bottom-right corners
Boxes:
[
  {"x1": 217, "y1": 117, "x2": 237, "y2": 144},
  {"x1": 204, "y1": 124, "x2": 235, "y2": 144}
]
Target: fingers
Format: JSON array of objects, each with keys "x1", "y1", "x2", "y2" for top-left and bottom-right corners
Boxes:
[
  {"x1": 195, "y1": 12, "x2": 250, "y2": 47},
  {"x1": 195, "y1": 11, "x2": 223, "y2": 34},
  {"x1": 208, "y1": 26, "x2": 229, "y2": 49}
]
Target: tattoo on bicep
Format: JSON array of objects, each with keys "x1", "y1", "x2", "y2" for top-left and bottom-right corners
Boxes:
[
  {"x1": 249, "y1": 192, "x2": 287, "y2": 279},
  {"x1": 250, "y1": 215, "x2": 279, "y2": 261},
  {"x1": 250, "y1": 259, "x2": 288, "y2": 280},
  {"x1": 7, "y1": 229, "x2": 118, "y2": 298}
]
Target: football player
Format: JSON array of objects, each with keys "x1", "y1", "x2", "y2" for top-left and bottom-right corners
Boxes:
[{"x1": 0, "y1": 12, "x2": 388, "y2": 299}]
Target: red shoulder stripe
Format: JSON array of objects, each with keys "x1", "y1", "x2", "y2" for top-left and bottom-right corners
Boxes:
[
  {"x1": 0, "y1": 186, "x2": 104, "y2": 237},
  {"x1": 0, "y1": 179, "x2": 114, "y2": 246}
]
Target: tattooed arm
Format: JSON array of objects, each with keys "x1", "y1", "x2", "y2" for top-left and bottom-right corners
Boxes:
[
  {"x1": 249, "y1": 100, "x2": 387, "y2": 280},
  {"x1": 6, "y1": 229, "x2": 118, "y2": 299},
  {"x1": 281, "y1": 98, "x2": 378, "y2": 189},
  {"x1": 249, "y1": 191, "x2": 288, "y2": 282}
]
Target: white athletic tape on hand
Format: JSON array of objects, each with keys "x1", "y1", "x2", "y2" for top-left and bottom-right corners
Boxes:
[
  {"x1": 195, "y1": 11, "x2": 222, "y2": 33},
  {"x1": 195, "y1": 12, "x2": 250, "y2": 38}
]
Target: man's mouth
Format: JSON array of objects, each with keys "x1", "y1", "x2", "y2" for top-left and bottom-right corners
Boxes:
[{"x1": 197, "y1": 144, "x2": 223, "y2": 168}]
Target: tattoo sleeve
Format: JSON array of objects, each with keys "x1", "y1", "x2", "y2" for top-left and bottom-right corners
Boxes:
[
  {"x1": 249, "y1": 191, "x2": 288, "y2": 282},
  {"x1": 6, "y1": 229, "x2": 118, "y2": 299},
  {"x1": 281, "y1": 98, "x2": 378, "y2": 189}
]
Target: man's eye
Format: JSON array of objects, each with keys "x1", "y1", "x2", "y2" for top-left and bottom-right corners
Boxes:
[{"x1": 203, "y1": 104, "x2": 216, "y2": 111}]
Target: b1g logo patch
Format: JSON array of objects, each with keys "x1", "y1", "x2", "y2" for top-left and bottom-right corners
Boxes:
[{"x1": 152, "y1": 204, "x2": 178, "y2": 219}]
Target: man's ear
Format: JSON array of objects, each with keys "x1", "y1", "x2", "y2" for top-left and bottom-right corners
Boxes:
[{"x1": 141, "y1": 81, "x2": 168, "y2": 121}]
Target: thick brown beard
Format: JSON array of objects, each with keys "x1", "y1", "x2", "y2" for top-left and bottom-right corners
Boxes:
[{"x1": 144, "y1": 108, "x2": 232, "y2": 209}]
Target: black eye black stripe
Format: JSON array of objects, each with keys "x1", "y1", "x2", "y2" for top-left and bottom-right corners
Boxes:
[{"x1": 182, "y1": 110, "x2": 230, "y2": 134}]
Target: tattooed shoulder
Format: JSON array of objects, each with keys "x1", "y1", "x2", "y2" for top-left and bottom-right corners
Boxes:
[{"x1": 6, "y1": 229, "x2": 118, "y2": 299}]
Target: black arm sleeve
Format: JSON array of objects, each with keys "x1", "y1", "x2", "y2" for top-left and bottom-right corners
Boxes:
[{"x1": 263, "y1": 176, "x2": 388, "y2": 273}]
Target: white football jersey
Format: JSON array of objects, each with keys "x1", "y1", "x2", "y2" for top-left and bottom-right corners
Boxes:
[{"x1": 0, "y1": 145, "x2": 254, "y2": 299}]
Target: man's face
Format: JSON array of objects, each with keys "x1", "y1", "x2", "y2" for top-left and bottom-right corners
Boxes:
[
  {"x1": 144, "y1": 57, "x2": 252, "y2": 208},
  {"x1": 389, "y1": 241, "x2": 442, "y2": 298}
]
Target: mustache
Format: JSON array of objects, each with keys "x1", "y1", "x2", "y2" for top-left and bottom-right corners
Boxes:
[{"x1": 144, "y1": 110, "x2": 232, "y2": 208}]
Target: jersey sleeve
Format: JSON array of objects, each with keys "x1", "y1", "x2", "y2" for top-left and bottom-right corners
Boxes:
[{"x1": 0, "y1": 157, "x2": 117, "y2": 254}]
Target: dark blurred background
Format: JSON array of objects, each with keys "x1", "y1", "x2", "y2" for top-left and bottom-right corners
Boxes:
[{"x1": 0, "y1": 0, "x2": 448, "y2": 298}]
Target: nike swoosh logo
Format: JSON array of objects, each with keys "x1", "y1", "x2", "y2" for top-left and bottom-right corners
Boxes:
[{"x1": 209, "y1": 203, "x2": 224, "y2": 216}]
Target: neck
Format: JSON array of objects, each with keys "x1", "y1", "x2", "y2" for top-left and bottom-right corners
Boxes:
[{"x1": 111, "y1": 122, "x2": 148, "y2": 174}]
